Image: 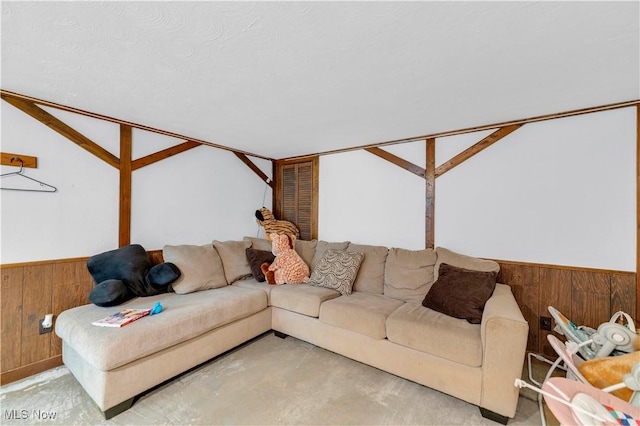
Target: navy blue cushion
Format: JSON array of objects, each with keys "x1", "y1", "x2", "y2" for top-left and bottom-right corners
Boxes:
[
  {"x1": 146, "y1": 262, "x2": 181, "y2": 287},
  {"x1": 89, "y1": 279, "x2": 133, "y2": 307},
  {"x1": 87, "y1": 244, "x2": 177, "y2": 303}
]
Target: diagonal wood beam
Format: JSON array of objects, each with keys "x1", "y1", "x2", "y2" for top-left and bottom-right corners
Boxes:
[
  {"x1": 2, "y1": 95, "x2": 120, "y2": 169},
  {"x1": 234, "y1": 152, "x2": 274, "y2": 188},
  {"x1": 132, "y1": 141, "x2": 201, "y2": 171},
  {"x1": 365, "y1": 147, "x2": 426, "y2": 178},
  {"x1": 435, "y1": 124, "x2": 522, "y2": 177}
]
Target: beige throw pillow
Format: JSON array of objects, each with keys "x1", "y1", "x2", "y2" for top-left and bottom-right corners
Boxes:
[
  {"x1": 384, "y1": 247, "x2": 437, "y2": 303},
  {"x1": 434, "y1": 247, "x2": 500, "y2": 280},
  {"x1": 243, "y1": 236, "x2": 273, "y2": 251},
  {"x1": 163, "y1": 244, "x2": 227, "y2": 294},
  {"x1": 213, "y1": 240, "x2": 252, "y2": 284},
  {"x1": 295, "y1": 239, "x2": 318, "y2": 268},
  {"x1": 347, "y1": 243, "x2": 388, "y2": 294}
]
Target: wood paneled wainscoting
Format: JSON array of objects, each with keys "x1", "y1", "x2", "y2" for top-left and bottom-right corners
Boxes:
[
  {"x1": 1, "y1": 257, "x2": 95, "y2": 384},
  {"x1": 496, "y1": 260, "x2": 636, "y2": 358},
  {"x1": 1, "y1": 253, "x2": 636, "y2": 384}
]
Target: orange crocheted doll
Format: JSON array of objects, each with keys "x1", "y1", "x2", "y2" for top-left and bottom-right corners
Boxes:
[{"x1": 260, "y1": 233, "x2": 309, "y2": 285}]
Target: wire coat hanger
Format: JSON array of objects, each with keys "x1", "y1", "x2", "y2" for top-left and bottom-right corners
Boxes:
[{"x1": 1, "y1": 158, "x2": 57, "y2": 192}]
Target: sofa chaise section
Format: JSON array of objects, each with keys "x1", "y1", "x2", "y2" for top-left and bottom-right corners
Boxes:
[{"x1": 56, "y1": 286, "x2": 270, "y2": 418}]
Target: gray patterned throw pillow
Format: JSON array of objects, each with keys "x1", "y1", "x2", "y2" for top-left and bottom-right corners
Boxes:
[{"x1": 308, "y1": 249, "x2": 364, "y2": 296}]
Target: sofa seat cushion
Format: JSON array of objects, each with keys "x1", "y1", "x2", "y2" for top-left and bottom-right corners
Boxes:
[
  {"x1": 270, "y1": 284, "x2": 340, "y2": 317},
  {"x1": 319, "y1": 293, "x2": 404, "y2": 339},
  {"x1": 385, "y1": 302, "x2": 483, "y2": 367},
  {"x1": 233, "y1": 277, "x2": 275, "y2": 305},
  {"x1": 55, "y1": 286, "x2": 267, "y2": 371}
]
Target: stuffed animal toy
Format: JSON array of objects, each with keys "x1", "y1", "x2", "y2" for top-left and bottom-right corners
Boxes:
[
  {"x1": 255, "y1": 207, "x2": 300, "y2": 241},
  {"x1": 260, "y1": 233, "x2": 309, "y2": 285},
  {"x1": 87, "y1": 244, "x2": 181, "y2": 307}
]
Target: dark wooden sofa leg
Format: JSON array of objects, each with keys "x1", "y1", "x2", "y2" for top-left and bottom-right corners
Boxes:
[
  {"x1": 274, "y1": 330, "x2": 288, "y2": 339},
  {"x1": 479, "y1": 407, "x2": 509, "y2": 425},
  {"x1": 103, "y1": 397, "x2": 135, "y2": 420}
]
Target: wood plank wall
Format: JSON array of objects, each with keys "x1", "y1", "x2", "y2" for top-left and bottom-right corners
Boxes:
[
  {"x1": 1, "y1": 253, "x2": 636, "y2": 384},
  {"x1": 1, "y1": 258, "x2": 94, "y2": 384},
  {"x1": 497, "y1": 260, "x2": 636, "y2": 358}
]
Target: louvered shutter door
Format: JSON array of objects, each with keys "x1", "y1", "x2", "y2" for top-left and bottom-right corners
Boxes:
[{"x1": 276, "y1": 158, "x2": 318, "y2": 241}]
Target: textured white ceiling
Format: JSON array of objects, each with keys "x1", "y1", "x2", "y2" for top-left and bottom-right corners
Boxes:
[{"x1": 2, "y1": 1, "x2": 638, "y2": 159}]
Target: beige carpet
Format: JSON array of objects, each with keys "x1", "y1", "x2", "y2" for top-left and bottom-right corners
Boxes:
[{"x1": 1, "y1": 332, "x2": 541, "y2": 425}]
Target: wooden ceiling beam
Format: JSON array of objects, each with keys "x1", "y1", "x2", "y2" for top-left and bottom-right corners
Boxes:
[
  {"x1": 1, "y1": 95, "x2": 120, "y2": 169},
  {"x1": 132, "y1": 141, "x2": 201, "y2": 171},
  {"x1": 365, "y1": 147, "x2": 426, "y2": 178},
  {"x1": 435, "y1": 124, "x2": 522, "y2": 177},
  {"x1": 234, "y1": 152, "x2": 274, "y2": 188},
  {"x1": 0, "y1": 90, "x2": 273, "y2": 161},
  {"x1": 280, "y1": 100, "x2": 639, "y2": 162}
]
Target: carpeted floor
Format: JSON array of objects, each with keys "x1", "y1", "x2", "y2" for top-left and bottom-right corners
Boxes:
[{"x1": 1, "y1": 332, "x2": 543, "y2": 425}]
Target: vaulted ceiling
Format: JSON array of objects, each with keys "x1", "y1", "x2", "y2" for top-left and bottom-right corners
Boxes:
[{"x1": 2, "y1": 1, "x2": 638, "y2": 159}]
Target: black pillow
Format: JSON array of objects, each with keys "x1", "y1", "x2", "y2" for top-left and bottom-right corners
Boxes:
[
  {"x1": 245, "y1": 248, "x2": 275, "y2": 282},
  {"x1": 422, "y1": 263, "x2": 497, "y2": 324},
  {"x1": 89, "y1": 279, "x2": 133, "y2": 307},
  {"x1": 87, "y1": 244, "x2": 151, "y2": 296},
  {"x1": 87, "y1": 244, "x2": 175, "y2": 298},
  {"x1": 146, "y1": 262, "x2": 181, "y2": 287}
]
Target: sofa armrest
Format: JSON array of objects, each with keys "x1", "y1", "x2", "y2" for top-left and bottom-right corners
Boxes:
[{"x1": 479, "y1": 283, "x2": 529, "y2": 418}]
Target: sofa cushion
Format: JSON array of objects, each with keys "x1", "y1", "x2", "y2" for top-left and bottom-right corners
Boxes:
[
  {"x1": 386, "y1": 302, "x2": 483, "y2": 367},
  {"x1": 245, "y1": 248, "x2": 275, "y2": 282},
  {"x1": 233, "y1": 278, "x2": 275, "y2": 305},
  {"x1": 384, "y1": 247, "x2": 437, "y2": 303},
  {"x1": 319, "y1": 293, "x2": 404, "y2": 339},
  {"x1": 243, "y1": 236, "x2": 273, "y2": 251},
  {"x1": 423, "y1": 263, "x2": 497, "y2": 324},
  {"x1": 55, "y1": 286, "x2": 268, "y2": 371},
  {"x1": 308, "y1": 249, "x2": 364, "y2": 296},
  {"x1": 295, "y1": 239, "x2": 318, "y2": 268},
  {"x1": 213, "y1": 240, "x2": 253, "y2": 284},
  {"x1": 163, "y1": 244, "x2": 227, "y2": 294},
  {"x1": 271, "y1": 284, "x2": 340, "y2": 317},
  {"x1": 312, "y1": 241, "x2": 349, "y2": 270},
  {"x1": 347, "y1": 243, "x2": 388, "y2": 294},
  {"x1": 434, "y1": 247, "x2": 499, "y2": 280}
]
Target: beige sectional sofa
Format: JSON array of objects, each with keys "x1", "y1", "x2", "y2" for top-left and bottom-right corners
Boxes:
[{"x1": 55, "y1": 237, "x2": 528, "y2": 423}]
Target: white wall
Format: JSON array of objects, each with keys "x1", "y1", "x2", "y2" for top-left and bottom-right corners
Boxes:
[
  {"x1": 319, "y1": 142, "x2": 426, "y2": 249},
  {"x1": 319, "y1": 107, "x2": 636, "y2": 271},
  {"x1": 2, "y1": 100, "x2": 635, "y2": 271},
  {"x1": 0, "y1": 102, "x2": 271, "y2": 263},
  {"x1": 130, "y1": 129, "x2": 272, "y2": 249}
]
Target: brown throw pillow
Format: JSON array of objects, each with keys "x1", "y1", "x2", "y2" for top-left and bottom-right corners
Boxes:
[
  {"x1": 245, "y1": 248, "x2": 275, "y2": 282},
  {"x1": 422, "y1": 263, "x2": 497, "y2": 324}
]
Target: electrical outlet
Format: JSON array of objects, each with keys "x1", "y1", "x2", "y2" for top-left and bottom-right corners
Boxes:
[
  {"x1": 39, "y1": 319, "x2": 53, "y2": 334},
  {"x1": 539, "y1": 316, "x2": 552, "y2": 331}
]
